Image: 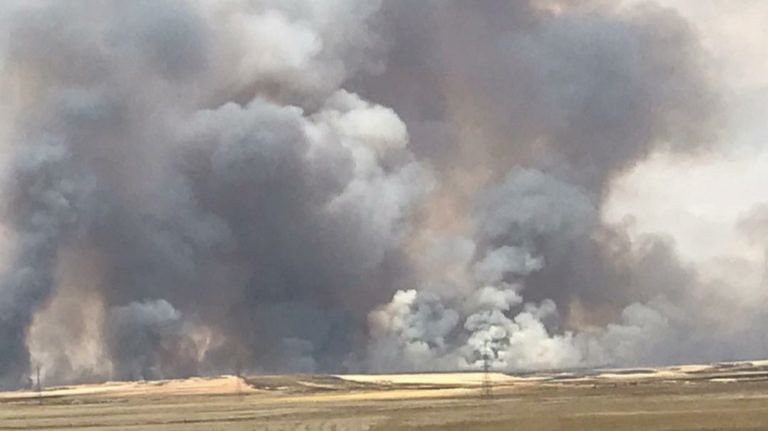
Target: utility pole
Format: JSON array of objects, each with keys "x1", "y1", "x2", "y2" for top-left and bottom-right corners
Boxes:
[{"x1": 481, "y1": 341, "x2": 493, "y2": 399}]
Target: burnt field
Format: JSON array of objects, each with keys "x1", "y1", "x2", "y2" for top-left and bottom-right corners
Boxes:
[{"x1": 1, "y1": 362, "x2": 768, "y2": 430}]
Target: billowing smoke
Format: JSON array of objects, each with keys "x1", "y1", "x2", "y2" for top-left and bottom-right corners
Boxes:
[
  {"x1": 0, "y1": 0, "x2": 762, "y2": 389},
  {"x1": 361, "y1": 0, "x2": 719, "y2": 372},
  {"x1": 0, "y1": 0, "x2": 429, "y2": 387},
  {"x1": 107, "y1": 300, "x2": 190, "y2": 381}
]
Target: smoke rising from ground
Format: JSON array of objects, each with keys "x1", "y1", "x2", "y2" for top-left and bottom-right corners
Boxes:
[{"x1": 0, "y1": 0, "x2": 761, "y2": 388}]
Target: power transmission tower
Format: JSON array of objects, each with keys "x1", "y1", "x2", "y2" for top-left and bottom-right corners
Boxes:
[
  {"x1": 234, "y1": 356, "x2": 244, "y2": 399},
  {"x1": 481, "y1": 341, "x2": 493, "y2": 399},
  {"x1": 36, "y1": 365, "x2": 42, "y2": 405}
]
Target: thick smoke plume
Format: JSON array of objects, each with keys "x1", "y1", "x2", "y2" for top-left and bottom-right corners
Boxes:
[{"x1": 0, "y1": 0, "x2": 761, "y2": 389}]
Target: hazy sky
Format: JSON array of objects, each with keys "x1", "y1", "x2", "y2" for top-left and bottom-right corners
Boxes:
[{"x1": 606, "y1": 0, "x2": 768, "y2": 288}]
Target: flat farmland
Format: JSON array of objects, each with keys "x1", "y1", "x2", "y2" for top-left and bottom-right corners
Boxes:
[{"x1": 2, "y1": 362, "x2": 768, "y2": 430}]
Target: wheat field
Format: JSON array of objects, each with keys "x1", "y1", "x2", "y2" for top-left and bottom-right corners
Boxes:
[{"x1": 2, "y1": 362, "x2": 768, "y2": 430}]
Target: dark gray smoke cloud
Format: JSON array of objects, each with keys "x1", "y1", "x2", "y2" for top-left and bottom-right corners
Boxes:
[
  {"x1": 353, "y1": 0, "x2": 718, "y2": 187},
  {"x1": 356, "y1": 0, "x2": 726, "y2": 370},
  {"x1": 0, "y1": 143, "x2": 98, "y2": 388},
  {"x1": 107, "y1": 299, "x2": 194, "y2": 381},
  {"x1": 0, "y1": 0, "x2": 753, "y2": 388},
  {"x1": 0, "y1": 0, "x2": 429, "y2": 388}
]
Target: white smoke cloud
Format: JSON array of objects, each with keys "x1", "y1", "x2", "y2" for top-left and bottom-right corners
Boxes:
[
  {"x1": 474, "y1": 246, "x2": 544, "y2": 285},
  {"x1": 368, "y1": 290, "x2": 460, "y2": 372}
]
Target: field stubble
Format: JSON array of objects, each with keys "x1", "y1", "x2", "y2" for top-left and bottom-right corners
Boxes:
[{"x1": 2, "y1": 362, "x2": 768, "y2": 430}]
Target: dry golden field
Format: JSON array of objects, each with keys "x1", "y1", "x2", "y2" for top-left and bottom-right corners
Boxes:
[{"x1": 2, "y1": 362, "x2": 768, "y2": 430}]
